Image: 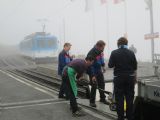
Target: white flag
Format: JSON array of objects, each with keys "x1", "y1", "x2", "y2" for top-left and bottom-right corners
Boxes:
[
  {"x1": 85, "y1": 0, "x2": 94, "y2": 12},
  {"x1": 113, "y1": 0, "x2": 124, "y2": 4},
  {"x1": 100, "y1": 0, "x2": 107, "y2": 5},
  {"x1": 144, "y1": 0, "x2": 152, "y2": 10}
]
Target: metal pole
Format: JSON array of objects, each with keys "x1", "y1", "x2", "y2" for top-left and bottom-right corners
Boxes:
[
  {"x1": 106, "y1": 3, "x2": 110, "y2": 55},
  {"x1": 149, "y1": 0, "x2": 154, "y2": 63},
  {"x1": 92, "y1": 1, "x2": 96, "y2": 43},
  {"x1": 63, "y1": 17, "x2": 66, "y2": 44},
  {"x1": 37, "y1": 18, "x2": 48, "y2": 33},
  {"x1": 124, "y1": 0, "x2": 128, "y2": 37}
]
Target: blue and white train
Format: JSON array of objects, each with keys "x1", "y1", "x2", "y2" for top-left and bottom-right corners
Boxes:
[{"x1": 19, "y1": 32, "x2": 58, "y2": 61}]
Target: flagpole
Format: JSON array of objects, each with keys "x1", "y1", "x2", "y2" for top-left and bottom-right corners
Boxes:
[
  {"x1": 124, "y1": 0, "x2": 128, "y2": 38},
  {"x1": 106, "y1": 1, "x2": 110, "y2": 55},
  {"x1": 92, "y1": 0, "x2": 96, "y2": 43},
  {"x1": 144, "y1": 0, "x2": 154, "y2": 62},
  {"x1": 149, "y1": 0, "x2": 154, "y2": 63},
  {"x1": 63, "y1": 17, "x2": 66, "y2": 44}
]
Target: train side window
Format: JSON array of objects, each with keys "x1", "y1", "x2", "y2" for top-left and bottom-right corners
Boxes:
[
  {"x1": 37, "y1": 39, "x2": 46, "y2": 49},
  {"x1": 47, "y1": 39, "x2": 56, "y2": 48}
]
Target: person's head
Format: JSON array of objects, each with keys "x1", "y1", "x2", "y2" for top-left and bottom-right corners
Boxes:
[
  {"x1": 95, "y1": 40, "x2": 106, "y2": 52},
  {"x1": 63, "y1": 43, "x2": 72, "y2": 52},
  {"x1": 117, "y1": 37, "x2": 128, "y2": 48},
  {"x1": 85, "y1": 56, "x2": 94, "y2": 66}
]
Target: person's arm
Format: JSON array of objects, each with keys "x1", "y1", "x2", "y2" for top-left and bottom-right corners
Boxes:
[
  {"x1": 100, "y1": 53, "x2": 106, "y2": 72},
  {"x1": 133, "y1": 53, "x2": 138, "y2": 84},
  {"x1": 60, "y1": 53, "x2": 66, "y2": 68},
  {"x1": 133, "y1": 53, "x2": 138, "y2": 71},
  {"x1": 134, "y1": 71, "x2": 137, "y2": 85},
  {"x1": 58, "y1": 53, "x2": 65, "y2": 75},
  {"x1": 108, "y1": 52, "x2": 115, "y2": 68},
  {"x1": 86, "y1": 65, "x2": 96, "y2": 84},
  {"x1": 70, "y1": 54, "x2": 75, "y2": 61},
  {"x1": 88, "y1": 65, "x2": 96, "y2": 77},
  {"x1": 100, "y1": 53, "x2": 105, "y2": 66},
  {"x1": 64, "y1": 54, "x2": 71, "y2": 64},
  {"x1": 68, "y1": 54, "x2": 73, "y2": 61}
]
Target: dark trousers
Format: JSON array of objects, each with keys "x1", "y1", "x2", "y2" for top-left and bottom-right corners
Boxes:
[
  {"x1": 63, "y1": 74, "x2": 78, "y2": 113},
  {"x1": 114, "y1": 75, "x2": 135, "y2": 120},
  {"x1": 58, "y1": 76, "x2": 69, "y2": 99},
  {"x1": 90, "y1": 72, "x2": 106, "y2": 103}
]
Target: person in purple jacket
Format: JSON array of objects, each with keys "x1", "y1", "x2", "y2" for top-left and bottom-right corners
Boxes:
[{"x1": 62, "y1": 56, "x2": 94, "y2": 117}]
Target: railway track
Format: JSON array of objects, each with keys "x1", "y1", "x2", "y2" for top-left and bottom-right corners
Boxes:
[
  {"x1": 7, "y1": 69, "x2": 90, "y2": 98},
  {"x1": 0, "y1": 59, "x2": 8, "y2": 68},
  {"x1": 0, "y1": 57, "x2": 90, "y2": 98},
  {"x1": 0, "y1": 58, "x2": 118, "y2": 119},
  {"x1": 5, "y1": 68, "x2": 117, "y2": 119}
]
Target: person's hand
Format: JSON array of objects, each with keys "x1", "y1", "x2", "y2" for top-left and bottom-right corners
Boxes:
[
  {"x1": 134, "y1": 76, "x2": 137, "y2": 85},
  {"x1": 92, "y1": 76, "x2": 97, "y2": 84},
  {"x1": 78, "y1": 76, "x2": 84, "y2": 81},
  {"x1": 77, "y1": 78, "x2": 81, "y2": 84},
  {"x1": 71, "y1": 55, "x2": 75, "y2": 59},
  {"x1": 102, "y1": 67, "x2": 106, "y2": 73},
  {"x1": 134, "y1": 71, "x2": 137, "y2": 85}
]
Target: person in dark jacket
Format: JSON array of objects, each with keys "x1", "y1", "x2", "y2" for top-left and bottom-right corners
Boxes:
[
  {"x1": 62, "y1": 56, "x2": 94, "y2": 117},
  {"x1": 58, "y1": 43, "x2": 73, "y2": 99},
  {"x1": 87, "y1": 40, "x2": 109, "y2": 107},
  {"x1": 108, "y1": 37, "x2": 137, "y2": 120}
]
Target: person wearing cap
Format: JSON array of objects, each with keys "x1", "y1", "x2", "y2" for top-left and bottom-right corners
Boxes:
[
  {"x1": 58, "y1": 42, "x2": 73, "y2": 99},
  {"x1": 108, "y1": 37, "x2": 137, "y2": 120},
  {"x1": 62, "y1": 56, "x2": 94, "y2": 117},
  {"x1": 87, "y1": 40, "x2": 109, "y2": 107}
]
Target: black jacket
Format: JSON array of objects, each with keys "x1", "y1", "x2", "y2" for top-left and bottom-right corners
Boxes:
[
  {"x1": 108, "y1": 47, "x2": 137, "y2": 76},
  {"x1": 87, "y1": 47, "x2": 105, "y2": 77}
]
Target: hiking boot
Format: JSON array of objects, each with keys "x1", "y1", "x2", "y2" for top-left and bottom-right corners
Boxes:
[
  {"x1": 70, "y1": 106, "x2": 82, "y2": 111},
  {"x1": 90, "y1": 102, "x2": 97, "y2": 107},
  {"x1": 58, "y1": 95, "x2": 69, "y2": 100},
  {"x1": 100, "y1": 99, "x2": 110, "y2": 105},
  {"x1": 58, "y1": 95, "x2": 65, "y2": 99},
  {"x1": 72, "y1": 110, "x2": 85, "y2": 117}
]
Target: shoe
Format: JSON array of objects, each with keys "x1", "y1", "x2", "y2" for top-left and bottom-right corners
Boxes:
[
  {"x1": 90, "y1": 103, "x2": 97, "y2": 107},
  {"x1": 100, "y1": 99, "x2": 110, "y2": 105},
  {"x1": 58, "y1": 95, "x2": 65, "y2": 99},
  {"x1": 70, "y1": 106, "x2": 82, "y2": 111},
  {"x1": 72, "y1": 110, "x2": 86, "y2": 117},
  {"x1": 59, "y1": 95, "x2": 69, "y2": 100}
]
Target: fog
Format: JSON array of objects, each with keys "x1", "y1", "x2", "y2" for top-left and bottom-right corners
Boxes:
[{"x1": 0, "y1": 0, "x2": 160, "y2": 61}]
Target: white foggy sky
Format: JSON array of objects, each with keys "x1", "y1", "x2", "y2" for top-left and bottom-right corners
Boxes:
[{"x1": 0, "y1": 0, "x2": 159, "y2": 61}]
